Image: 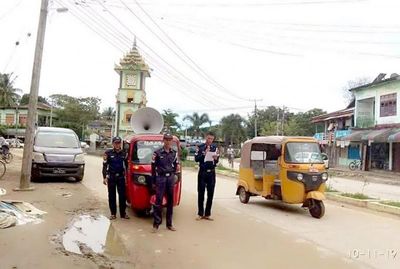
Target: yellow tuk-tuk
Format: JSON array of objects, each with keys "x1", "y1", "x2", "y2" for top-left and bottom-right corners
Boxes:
[{"x1": 236, "y1": 136, "x2": 328, "y2": 218}]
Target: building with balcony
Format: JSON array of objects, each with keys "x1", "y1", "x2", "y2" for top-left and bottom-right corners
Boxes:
[
  {"x1": 312, "y1": 104, "x2": 354, "y2": 167},
  {"x1": 314, "y1": 73, "x2": 400, "y2": 172}
]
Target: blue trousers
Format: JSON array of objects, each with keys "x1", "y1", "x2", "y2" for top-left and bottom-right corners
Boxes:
[
  {"x1": 197, "y1": 170, "x2": 216, "y2": 217},
  {"x1": 107, "y1": 175, "x2": 126, "y2": 217},
  {"x1": 153, "y1": 175, "x2": 174, "y2": 227}
]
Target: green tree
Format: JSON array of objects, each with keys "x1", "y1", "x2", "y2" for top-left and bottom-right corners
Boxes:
[
  {"x1": 260, "y1": 121, "x2": 278, "y2": 136},
  {"x1": 19, "y1": 93, "x2": 49, "y2": 105},
  {"x1": 247, "y1": 106, "x2": 293, "y2": 138},
  {"x1": 285, "y1": 108, "x2": 326, "y2": 136},
  {"x1": 162, "y1": 109, "x2": 180, "y2": 133},
  {"x1": 50, "y1": 94, "x2": 101, "y2": 139},
  {"x1": 0, "y1": 73, "x2": 21, "y2": 107},
  {"x1": 183, "y1": 112, "x2": 210, "y2": 138},
  {"x1": 219, "y1": 114, "x2": 246, "y2": 146}
]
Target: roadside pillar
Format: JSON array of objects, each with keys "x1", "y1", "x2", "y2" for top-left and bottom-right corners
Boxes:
[
  {"x1": 15, "y1": 0, "x2": 49, "y2": 191},
  {"x1": 389, "y1": 142, "x2": 393, "y2": 171}
]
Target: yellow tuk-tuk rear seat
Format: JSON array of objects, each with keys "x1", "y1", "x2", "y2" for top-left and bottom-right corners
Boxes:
[{"x1": 251, "y1": 160, "x2": 264, "y2": 180}]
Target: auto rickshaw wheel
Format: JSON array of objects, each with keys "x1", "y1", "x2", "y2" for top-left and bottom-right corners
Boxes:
[
  {"x1": 238, "y1": 186, "x2": 250, "y2": 204},
  {"x1": 135, "y1": 208, "x2": 152, "y2": 217},
  {"x1": 309, "y1": 200, "x2": 325, "y2": 219}
]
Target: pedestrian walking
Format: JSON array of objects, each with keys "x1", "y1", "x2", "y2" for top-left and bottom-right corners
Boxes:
[
  {"x1": 227, "y1": 144, "x2": 234, "y2": 168},
  {"x1": 102, "y1": 136, "x2": 129, "y2": 220},
  {"x1": 195, "y1": 132, "x2": 219, "y2": 221},
  {"x1": 151, "y1": 133, "x2": 179, "y2": 232}
]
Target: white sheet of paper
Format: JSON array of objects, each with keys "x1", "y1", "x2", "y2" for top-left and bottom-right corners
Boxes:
[{"x1": 205, "y1": 151, "x2": 217, "y2": 162}]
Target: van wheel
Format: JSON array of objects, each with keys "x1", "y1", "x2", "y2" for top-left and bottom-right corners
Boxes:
[
  {"x1": 31, "y1": 173, "x2": 39, "y2": 182},
  {"x1": 75, "y1": 176, "x2": 83, "y2": 182},
  {"x1": 309, "y1": 200, "x2": 325, "y2": 219},
  {"x1": 238, "y1": 186, "x2": 250, "y2": 204}
]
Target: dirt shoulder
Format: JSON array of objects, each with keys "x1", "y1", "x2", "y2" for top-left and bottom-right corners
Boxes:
[{"x1": 0, "y1": 151, "x2": 135, "y2": 269}]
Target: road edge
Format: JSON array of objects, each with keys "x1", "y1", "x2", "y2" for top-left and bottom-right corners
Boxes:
[{"x1": 184, "y1": 166, "x2": 400, "y2": 218}]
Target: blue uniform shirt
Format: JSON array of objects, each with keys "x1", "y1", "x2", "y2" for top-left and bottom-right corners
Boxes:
[
  {"x1": 102, "y1": 149, "x2": 127, "y2": 178},
  {"x1": 151, "y1": 147, "x2": 179, "y2": 177},
  {"x1": 195, "y1": 143, "x2": 219, "y2": 170}
]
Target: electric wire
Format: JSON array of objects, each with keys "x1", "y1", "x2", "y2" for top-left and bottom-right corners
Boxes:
[
  {"x1": 87, "y1": 1, "x2": 234, "y2": 107},
  {"x1": 126, "y1": 0, "x2": 251, "y2": 102},
  {"x1": 101, "y1": 0, "x2": 367, "y2": 8},
  {"x1": 101, "y1": 0, "x2": 247, "y2": 103},
  {"x1": 57, "y1": 0, "x2": 226, "y2": 108},
  {"x1": 162, "y1": 19, "x2": 400, "y2": 59}
]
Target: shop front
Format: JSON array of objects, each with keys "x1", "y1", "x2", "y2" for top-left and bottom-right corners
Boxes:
[
  {"x1": 370, "y1": 128, "x2": 400, "y2": 172},
  {"x1": 387, "y1": 129, "x2": 400, "y2": 172}
]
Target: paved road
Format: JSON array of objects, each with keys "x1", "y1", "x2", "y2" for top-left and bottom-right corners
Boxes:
[
  {"x1": 219, "y1": 157, "x2": 400, "y2": 201},
  {"x1": 82, "y1": 154, "x2": 400, "y2": 269}
]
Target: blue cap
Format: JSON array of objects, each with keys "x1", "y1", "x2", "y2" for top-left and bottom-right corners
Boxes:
[
  {"x1": 163, "y1": 133, "x2": 173, "y2": 140},
  {"x1": 112, "y1": 136, "x2": 122, "y2": 143}
]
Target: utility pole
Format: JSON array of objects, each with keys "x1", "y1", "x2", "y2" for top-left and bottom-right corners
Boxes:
[
  {"x1": 252, "y1": 99, "x2": 262, "y2": 137},
  {"x1": 110, "y1": 114, "x2": 115, "y2": 143},
  {"x1": 276, "y1": 106, "x2": 280, "y2": 136},
  {"x1": 15, "y1": 0, "x2": 49, "y2": 191},
  {"x1": 49, "y1": 97, "x2": 53, "y2": 127},
  {"x1": 115, "y1": 102, "x2": 120, "y2": 137},
  {"x1": 15, "y1": 104, "x2": 19, "y2": 138}
]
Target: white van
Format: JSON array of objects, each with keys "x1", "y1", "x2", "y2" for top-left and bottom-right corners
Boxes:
[{"x1": 31, "y1": 127, "x2": 85, "y2": 182}]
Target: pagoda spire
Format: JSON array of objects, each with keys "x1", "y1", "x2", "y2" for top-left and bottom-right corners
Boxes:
[{"x1": 133, "y1": 36, "x2": 137, "y2": 49}]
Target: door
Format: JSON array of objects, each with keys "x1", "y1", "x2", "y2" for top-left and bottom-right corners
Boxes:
[{"x1": 393, "y1": 143, "x2": 400, "y2": 172}]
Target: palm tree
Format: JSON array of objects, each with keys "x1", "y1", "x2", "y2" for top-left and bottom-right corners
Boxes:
[
  {"x1": 183, "y1": 112, "x2": 210, "y2": 138},
  {"x1": 0, "y1": 73, "x2": 21, "y2": 107},
  {"x1": 101, "y1": 107, "x2": 115, "y2": 120},
  {"x1": 162, "y1": 109, "x2": 180, "y2": 132},
  {"x1": 220, "y1": 114, "x2": 246, "y2": 145}
]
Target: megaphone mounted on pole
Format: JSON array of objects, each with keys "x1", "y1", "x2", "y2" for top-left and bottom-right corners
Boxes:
[{"x1": 130, "y1": 107, "x2": 164, "y2": 134}]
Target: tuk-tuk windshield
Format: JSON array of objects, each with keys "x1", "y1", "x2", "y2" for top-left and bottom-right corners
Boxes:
[
  {"x1": 284, "y1": 142, "x2": 323, "y2": 164},
  {"x1": 132, "y1": 140, "x2": 178, "y2": 164}
]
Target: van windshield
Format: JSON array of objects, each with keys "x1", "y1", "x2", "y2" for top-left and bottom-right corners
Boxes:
[
  {"x1": 284, "y1": 142, "x2": 323, "y2": 164},
  {"x1": 132, "y1": 140, "x2": 178, "y2": 164},
  {"x1": 36, "y1": 132, "x2": 80, "y2": 148}
]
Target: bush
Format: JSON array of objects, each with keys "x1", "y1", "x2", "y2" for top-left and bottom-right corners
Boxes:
[
  {"x1": 341, "y1": 192, "x2": 372, "y2": 200},
  {"x1": 0, "y1": 125, "x2": 7, "y2": 136},
  {"x1": 180, "y1": 146, "x2": 188, "y2": 161},
  {"x1": 381, "y1": 201, "x2": 400, "y2": 208}
]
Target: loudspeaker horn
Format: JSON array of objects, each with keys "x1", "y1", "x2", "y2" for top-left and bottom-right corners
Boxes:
[{"x1": 130, "y1": 107, "x2": 164, "y2": 134}]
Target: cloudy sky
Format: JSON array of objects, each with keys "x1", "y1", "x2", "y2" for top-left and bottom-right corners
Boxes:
[{"x1": 1, "y1": 0, "x2": 400, "y2": 125}]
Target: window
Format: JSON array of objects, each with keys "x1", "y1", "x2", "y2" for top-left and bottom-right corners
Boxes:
[
  {"x1": 125, "y1": 113, "x2": 132, "y2": 123},
  {"x1": 380, "y1": 93, "x2": 397, "y2": 117},
  {"x1": 6, "y1": 114, "x2": 14, "y2": 125},
  {"x1": 284, "y1": 142, "x2": 323, "y2": 164},
  {"x1": 132, "y1": 140, "x2": 178, "y2": 163},
  {"x1": 35, "y1": 132, "x2": 79, "y2": 148},
  {"x1": 19, "y1": 114, "x2": 27, "y2": 126},
  {"x1": 127, "y1": 97, "x2": 134, "y2": 103}
]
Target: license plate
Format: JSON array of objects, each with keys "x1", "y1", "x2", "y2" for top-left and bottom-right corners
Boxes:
[
  {"x1": 53, "y1": 168, "x2": 66, "y2": 174},
  {"x1": 309, "y1": 167, "x2": 318, "y2": 173}
]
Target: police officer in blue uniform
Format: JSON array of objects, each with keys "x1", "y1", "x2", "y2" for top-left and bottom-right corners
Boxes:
[
  {"x1": 102, "y1": 136, "x2": 129, "y2": 220},
  {"x1": 151, "y1": 133, "x2": 179, "y2": 232},
  {"x1": 195, "y1": 131, "x2": 219, "y2": 221}
]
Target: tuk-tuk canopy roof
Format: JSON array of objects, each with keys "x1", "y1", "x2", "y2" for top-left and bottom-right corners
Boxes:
[{"x1": 240, "y1": 136, "x2": 318, "y2": 168}]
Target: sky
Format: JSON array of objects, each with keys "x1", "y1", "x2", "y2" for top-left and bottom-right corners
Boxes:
[{"x1": 1, "y1": 0, "x2": 400, "y2": 126}]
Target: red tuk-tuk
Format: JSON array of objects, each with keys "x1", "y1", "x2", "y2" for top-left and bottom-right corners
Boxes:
[{"x1": 123, "y1": 108, "x2": 182, "y2": 215}]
